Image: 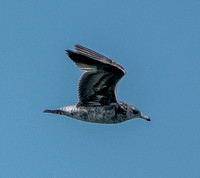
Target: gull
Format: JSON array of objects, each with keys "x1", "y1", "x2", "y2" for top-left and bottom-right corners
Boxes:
[{"x1": 44, "y1": 44, "x2": 150, "y2": 124}]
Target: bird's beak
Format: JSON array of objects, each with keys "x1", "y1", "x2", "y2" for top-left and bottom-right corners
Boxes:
[{"x1": 140, "y1": 114, "x2": 151, "y2": 122}]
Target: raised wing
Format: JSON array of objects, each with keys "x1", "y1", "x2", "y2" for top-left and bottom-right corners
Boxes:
[{"x1": 66, "y1": 44, "x2": 126, "y2": 106}]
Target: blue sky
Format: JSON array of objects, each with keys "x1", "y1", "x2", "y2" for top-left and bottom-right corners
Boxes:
[{"x1": 1, "y1": 0, "x2": 200, "y2": 177}]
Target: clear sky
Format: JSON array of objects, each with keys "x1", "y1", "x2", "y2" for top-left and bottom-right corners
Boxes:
[{"x1": 1, "y1": 0, "x2": 200, "y2": 177}]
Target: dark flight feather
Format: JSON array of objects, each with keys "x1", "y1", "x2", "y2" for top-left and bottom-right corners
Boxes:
[{"x1": 66, "y1": 45, "x2": 126, "y2": 106}]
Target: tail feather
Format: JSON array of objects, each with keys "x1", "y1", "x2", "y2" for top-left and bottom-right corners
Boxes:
[{"x1": 43, "y1": 109, "x2": 64, "y2": 115}]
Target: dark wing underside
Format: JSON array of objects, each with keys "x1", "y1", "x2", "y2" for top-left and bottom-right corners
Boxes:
[{"x1": 66, "y1": 44, "x2": 126, "y2": 106}]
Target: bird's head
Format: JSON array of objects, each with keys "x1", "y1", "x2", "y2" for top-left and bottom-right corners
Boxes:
[{"x1": 130, "y1": 106, "x2": 151, "y2": 122}]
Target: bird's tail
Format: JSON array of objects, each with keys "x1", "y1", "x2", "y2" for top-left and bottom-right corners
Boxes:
[{"x1": 43, "y1": 109, "x2": 65, "y2": 115}]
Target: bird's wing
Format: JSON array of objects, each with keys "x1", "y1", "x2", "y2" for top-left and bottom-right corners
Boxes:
[{"x1": 66, "y1": 44, "x2": 126, "y2": 106}]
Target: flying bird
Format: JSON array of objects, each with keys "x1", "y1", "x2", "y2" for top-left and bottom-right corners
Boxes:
[{"x1": 44, "y1": 44, "x2": 150, "y2": 124}]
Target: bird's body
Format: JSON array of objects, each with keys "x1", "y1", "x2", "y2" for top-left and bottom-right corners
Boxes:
[
  {"x1": 44, "y1": 44, "x2": 150, "y2": 124},
  {"x1": 45, "y1": 101, "x2": 141, "y2": 124}
]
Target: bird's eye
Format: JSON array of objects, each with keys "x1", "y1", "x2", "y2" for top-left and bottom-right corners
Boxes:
[{"x1": 133, "y1": 110, "x2": 139, "y2": 114}]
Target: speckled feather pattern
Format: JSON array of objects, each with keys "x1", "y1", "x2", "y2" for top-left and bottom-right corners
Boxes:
[{"x1": 59, "y1": 102, "x2": 134, "y2": 124}]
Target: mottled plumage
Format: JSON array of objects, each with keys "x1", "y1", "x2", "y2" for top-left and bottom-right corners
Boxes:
[{"x1": 44, "y1": 44, "x2": 150, "y2": 124}]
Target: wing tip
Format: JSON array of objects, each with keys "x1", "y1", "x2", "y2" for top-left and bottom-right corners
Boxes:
[
  {"x1": 66, "y1": 44, "x2": 82, "y2": 55},
  {"x1": 74, "y1": 44, "x2": 81, "y2": 48},
  {"x1": 65, "y1": 49, "x2": 74, "y2": 57},
  {"x1": 66, "y1": 44, "x2": 126, "y2": 75}
]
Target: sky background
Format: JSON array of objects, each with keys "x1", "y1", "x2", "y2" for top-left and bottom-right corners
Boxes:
[{"x1": 1, "y1": 0, "x2": 200, "y2": 177}]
